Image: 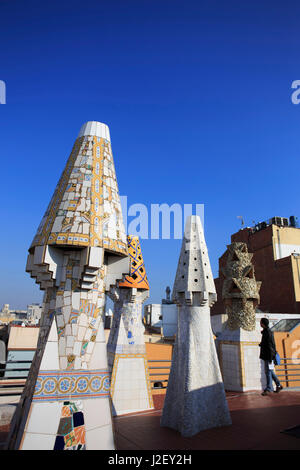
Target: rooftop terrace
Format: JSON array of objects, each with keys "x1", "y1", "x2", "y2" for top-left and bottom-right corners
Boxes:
[
  {"x1": 113, "y1": 390, "x2": 300, "y2": 450},
  {"x1": 2, "y1": 389, "x2": 299, "y2": 451}
]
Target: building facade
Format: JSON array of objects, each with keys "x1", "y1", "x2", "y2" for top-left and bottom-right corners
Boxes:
[{"x1": 212, "y1": 217, "x2": 300, "y2": 316}]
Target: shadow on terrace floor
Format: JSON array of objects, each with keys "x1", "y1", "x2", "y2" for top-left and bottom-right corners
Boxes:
[
  {"x1": 114, "y1": 390, "x2": 300, "y2": 450},
  {"x1": 1, "y1": 390, "x2": 300, "y2": 450}
]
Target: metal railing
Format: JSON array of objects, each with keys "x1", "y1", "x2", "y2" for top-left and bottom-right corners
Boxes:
[
  {"x1": 1, "y1": 357, "x2": 298, "y2": 398},
  {"x1": 0, "y1": 359, "x2": 172, "y2": 396},
  {"x1": 0, "y1": 361, "x2": 30, "y2": 397},
  {"x1": 148, "y1": 359, "x2": 171, "y2": 390},
  {"x1": 147, "y1": 357, "x2": 300, "y2": 390},
  {"x1": 275, "y1": 358, "x2": 300, "y2": 387}
]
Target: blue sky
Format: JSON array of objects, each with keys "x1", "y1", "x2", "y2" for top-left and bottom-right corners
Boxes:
[{"x1": 1, "y1": 0, "x2": 300, "y2": 309}]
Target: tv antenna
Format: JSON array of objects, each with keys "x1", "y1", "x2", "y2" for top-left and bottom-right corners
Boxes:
[{"x1": 237, "y1": 216, "x2": 244, "y2": 228}]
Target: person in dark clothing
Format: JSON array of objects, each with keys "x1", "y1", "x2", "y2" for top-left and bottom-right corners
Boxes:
[{"x1": 259, "y1": 317, "x2": 283, "y2": 396}]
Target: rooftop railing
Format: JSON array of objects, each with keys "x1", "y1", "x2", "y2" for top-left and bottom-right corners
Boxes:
[
  {"x1": 275, "y1": 358, "x2": 300, "y2": 387},
  {"x1": 148, "y1": 359, "x2": 171, "y2": 390},
  {"x1": 0, "y1": 361, "x2": 30, "y2": 397},
  {"x1": 1, "y1": 357, "x2": 299, "y2": 398}
]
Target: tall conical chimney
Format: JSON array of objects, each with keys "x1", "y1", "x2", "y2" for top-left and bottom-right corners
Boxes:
[
  {"x1": 107, "y1": 235, "x2": 153, "y2": 415},
  {"x1": 161, "y1": 215, "x2": 231, "y2": 437},
  {"x1": 7, "y1": 121, "x2": 130, "y2": 450}
]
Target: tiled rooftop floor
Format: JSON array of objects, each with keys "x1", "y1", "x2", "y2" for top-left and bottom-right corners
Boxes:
[
  {"x1": 1, "y1": 390, "x2": 300, "y2": 450},
  {"x1": 114, "y1": 391, "x2": 300, "y2": 450}
]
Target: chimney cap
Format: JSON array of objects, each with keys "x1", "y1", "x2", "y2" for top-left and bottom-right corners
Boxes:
[{"x1": 78, "y1": 121, "x2": 110, "y2": 141}]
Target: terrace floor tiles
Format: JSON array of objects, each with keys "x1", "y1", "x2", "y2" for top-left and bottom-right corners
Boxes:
[
  {"x1": 114, "y1": 390, "x2": 300, "y2": 451},
  {"x1": 1, "y1": 390, "x2": 300, "y2": 450}
]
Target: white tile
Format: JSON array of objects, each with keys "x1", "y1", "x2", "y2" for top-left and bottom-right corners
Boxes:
[
  {"x1": 72, "y1": 292, "x2": 81, "y2": 310},
  {"x1": 83, "y1": 397, "x2": 112, "y2": 430},
  {"x1": 40, "y1": 342, "x2": 59, "y2": 370},
  {"x1": 63, "y1": 305, "x2": 71, "y2": 323},
  {"x1": 112, "y1": 390, "x2": 123, "y2": 401},
  {"x1": 95, "y1": 325, "x2": 105, "y2": 343},
  {"x1": 21, "y1": 432, "x2": 56, "y2": 450},
  {"x1": 56, "y1": 314, "x2": 64, "y2": 328},
  {"x1": 72, "y1": 324, "x2": 78, "y2": 336},
  {"x1": 121, "y1": 390, "x2": 132, "y2": 400},
  {"x1": 114, "y1": 400, "x2": 126, "y2": 413},
  {"x1": 88, "y1": 342, "x2": 108, "y2": 369},
  {"x1": 73, "y1": 341, "x2": 81, "y2": 356},
  {"x1": 139, "y1": 389, "x2": 150, "y2": 400},
  {"x1": 66, "y1": 336, "x2": 74, "y2": 348},
  {"x1": 48, "y1": 319, "x2": 58, "y2": 342},
  {"x1": 85, "y1": 424, "x2": 114, "y2": 450},
  {"x1": 139, "y1": 398, "x2": 150, "y2": 410},
  {"x1": 79, "y1": 313, "x2": 88, "y2": 326},
  {"x1": 60, "y1": 356, "x2": 67, "y2": 369},
  {"x1": 58, "y1": 337, "x2": 66, "y2": 356},
  {"x1": 84, "y1": 328, "x2": 92, "y2": 341},
  {"x1": 26, "y1": 401, "x2": 61, "y2": 435},
  {"x1": 87, "y1": 342, "x2": 94, "y2": 354},
  {"x1": 65, "y1": 324, "x2": 72, "y2": 336},
  {"x1": 56, "y1": 296, "x2": 63, "y2": 309},
  {"x1": 77, "y1": 326, "x2": 86, "y2": 341},
  {"x1": 74, "y1": 356, "x2": 82, "y2": 369},
  {"x1": 88, "y1": 246, "x2": 103, "y2": 268}
]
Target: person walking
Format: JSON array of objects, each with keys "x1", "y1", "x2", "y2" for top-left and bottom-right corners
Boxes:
[{"x1": 259, "y1": 317, "x2": 283, "y2": 396}]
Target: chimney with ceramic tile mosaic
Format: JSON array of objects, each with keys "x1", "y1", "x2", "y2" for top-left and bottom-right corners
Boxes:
[
  {"x1": 216, "y1": 242, "x2": 264, "y2": 392},
  {"x1": 161, "y1": 216, "x2": 231, "y2": 437},
  {"x1": 107, "y1": 235, "x2": 154, "y2": 415},
  {"x1": 6, "y1": 121, "x2": 130, "y2": 450}
]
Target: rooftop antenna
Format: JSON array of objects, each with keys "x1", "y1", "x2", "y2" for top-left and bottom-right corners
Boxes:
[{"x1": 237, "y1": 216, "x2": 244, "y2": 228}]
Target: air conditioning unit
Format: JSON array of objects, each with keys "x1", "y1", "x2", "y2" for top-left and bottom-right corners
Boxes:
[
  {"x1": 282, "y1": 218, "x2": 289, "y2": 227},
  {"x1": 290, "y1": 216, "x2": 298, "y2": 228},
  {"x1": 271, "y1": 217, "x2": 282, "y2": 226}
]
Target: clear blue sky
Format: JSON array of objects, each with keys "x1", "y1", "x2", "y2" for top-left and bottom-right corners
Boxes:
[{"x1": 1, "y1": 0, "x2": 300, "y2": 309}]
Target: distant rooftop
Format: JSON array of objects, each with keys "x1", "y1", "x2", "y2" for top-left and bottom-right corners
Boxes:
[
  {"x1": 251, "y1": 216, "x2": 299, "y2": 232},
  {"x1": 271, "y1": 318, "x2": 300, "y2": 332}
]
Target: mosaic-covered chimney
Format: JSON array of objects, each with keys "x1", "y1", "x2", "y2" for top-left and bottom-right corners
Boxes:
[
  {"x1": 222, "y1": 242, "x2": 261, "y2": 331},
  {"x1": 6, "y1": 121, "x2": 130, "y2": 450},
  {"x1": 161, "y1": 215, "x2": 231, "y2": 437},
  {"x1": 107, "y1": 235, "x2": 153, "y2": 415}
]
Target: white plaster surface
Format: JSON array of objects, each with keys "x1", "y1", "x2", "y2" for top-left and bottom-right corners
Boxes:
[{"x1": 275, "y1": 242, "x2": 300, "y2": 260}]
